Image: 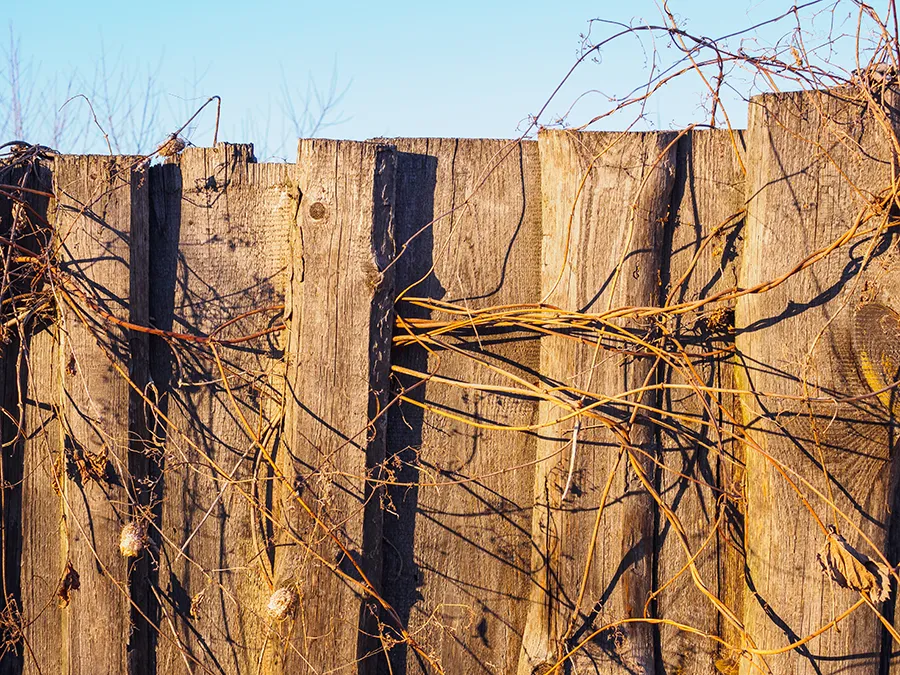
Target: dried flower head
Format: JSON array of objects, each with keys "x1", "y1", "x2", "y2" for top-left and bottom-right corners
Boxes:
[
  {"x1": 157, "y1": 135, "x2": 187, "y2": 157},
  {"x1": 119, "y1": 521, "x2": 149, "y2": 558},
  {"x1": 267, "y1": 586, "x2": 298, "y2": 621}
]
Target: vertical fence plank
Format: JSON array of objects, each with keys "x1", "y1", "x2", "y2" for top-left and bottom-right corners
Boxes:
[
  {"x1": 149, "y1": 145, "x2": 295, "y2": 674},
  {"x1": 1, "y1": 160, "x2": 56, "y2": 675},
  {"x1": 383, "y1": 138, "x2": 542, "y2": 673},
  {"x1": 53, "y1": 155, "x2": 149, "y2": 674},
  {"x1": 518, "y1": 130, "x2": 677, "y2": 674},
  {"x1": 0, "y1": 168, "x2": 20, "y2": 668},
  {"x1": 737, "y1": 91, "x2": 900, "y2": 673},
  {"x1": 273, "y1": 140, "x2": 395, "y2": 673},
  {"x1": 20, "y1": 328, "x2": 63, "y2": 675},
  {"x1": 17, "y1": 164, "x2": 61, "y2": 675},
  {"x1": 657, "y1": 129, "x2": 746, "y2": 674}
]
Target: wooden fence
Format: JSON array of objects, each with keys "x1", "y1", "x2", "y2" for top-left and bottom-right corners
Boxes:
[{"x1": 1, "y1": 88, "x2": 899, "y2": 674}]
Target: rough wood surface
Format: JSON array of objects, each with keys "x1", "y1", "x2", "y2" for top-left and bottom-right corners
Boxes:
[
  {"x1": 9, "y1": 112, "x2": 900, "y2": 674},
  {"x1": 1, "y1": 163, "x2": 59, "y2": 675},
  {"x1": 518, "y1": 130, "x2": 677, "y2": 674},
  {"x1": 149, "y1": 145, "x2": 294, "y2": 674},
  {"x1": 273, "y1": 139, "x2": 395, "y2": 674},
  {"x1": 53, "y1": 155, "x2": 149, "y2": 674},
  {"x1": 736, "y1": 90, "x2": 900, "y2": 674},
  {"x1": 0, "y1": 175, "x2": 15, "y2": 661},
  {"x1": 19, "y1": 328, "x2": 63, "y2": 675},
  {"x1": 656, "y1": 129, "x2": 746, "y2": 674},
  {"x1": 382, "y1": 138, "x2": 542, "y2": 674}
]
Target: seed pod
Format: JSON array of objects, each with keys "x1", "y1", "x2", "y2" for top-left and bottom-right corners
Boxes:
[
  {"x1": 267, "y1": 586, "x2": 298, "y2": 621},
  {"x1": 119, "y1": 521, "x2": 149, "y2": 558}
]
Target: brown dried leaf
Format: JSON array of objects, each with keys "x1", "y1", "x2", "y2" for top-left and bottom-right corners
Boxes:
[
  {"x1": 817, "y1": 526, "x2": 891, "y2": 602},
  {"x1": 715, "y1": 654, "x2": 740, "y2": 675},
  {"x1": 67, "y1": 446, "x2": 109, "y2": 484},
  {"x1": 57, "y1": 561, "x2": 80, "y2": 608},
  {"x1": 190, "y1": 589, "x2": 206, "y2": 619}
]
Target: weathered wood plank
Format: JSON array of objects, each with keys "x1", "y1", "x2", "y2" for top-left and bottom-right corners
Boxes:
[
  {"x1": 518, "y1": 130, "x2": 677, "y2": 674},
  {"x1": 19, "y1": 328, "x2": 63, "y2": 675},
  {"x1": 54, "y1": 155, "x2": 149, "y2": 674},
  {"x1": 0, "y1": 160, "x2": 57, "y2": 675},
  {"x1": 272, "y1": 139, "x2": 395, "y2": 674},
  {"x1": 736, "y1": 90, "x2": 900, "y2": 674},
  {"x1": 657, "y1": 129, "x2": 746, "y2": 674},
  {"x1": 382, "y1": 138, "x2": 542, "y2": 674},
  {"x1": 0, "y1": 171, "x2": 15, "y2": 669},
  {"x1": 149, "y1": 145, "x2": 295, "y2": 674}
]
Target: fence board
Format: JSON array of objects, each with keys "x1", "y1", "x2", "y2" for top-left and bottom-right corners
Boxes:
[
  {"x1": 149, "y1": 145, "x2": 294, "y2": 674},
  {"x1": 53, "y1": 155, "x2": 149, "y2": 674},
  {"x1": 518, "y1": 130, "x2": 677, "y2": 674},
  {"x1": 656, "y1": 129, "x2": 746, "y2": 674},
  {"x1": 736, "y1": 90, "x2": 900, "y2": 673},
  {"x1": 0, "y1": 162, "x2": 59, "y2": 675},
  {"x1": 20, "y1": 328, "x2": 63, "y2": 675},
  {"x1": 383, "y1": 138, "x2": 542, "y2": 673},
  {"x1": 0, "y1": 166, "x2": 22, "y2": 661},
  {"x1": 1, "y1": 165, "x2": 19, "y2": 673},
  {"x1": 274, "y1": 139, "x2": 395, "y2": 674}
]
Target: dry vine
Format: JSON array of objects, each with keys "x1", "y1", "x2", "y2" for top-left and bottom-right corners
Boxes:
[{"x1": 2, "y1": 1, "x2": 900, "y2": 673}]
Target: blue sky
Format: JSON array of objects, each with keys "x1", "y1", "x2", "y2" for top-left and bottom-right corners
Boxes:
[{"x1": 2, "y1": 1, "x2": 888, "y2": 157}]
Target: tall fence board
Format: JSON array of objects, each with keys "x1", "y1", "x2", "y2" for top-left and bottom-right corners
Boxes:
[
  {"x1": 0, "y1": 163, "x2": 60, "y2": 675},
  {"x1": 276, "y1": 139, "x2": 395, "y2": 674},
  {"x1": 384, "y1": 138, "x2": 542, "y2": 673},
  {"x1": 149, "y1": 144, "x2": 294, "y2": 674},
  {"x1": 20, "y1": 328, "x2": 63, "y2": 675},
  {"x1": 736, "y1": 91, "x2": 900, "y2": 674},
  {"x1": 656, "y1": 129, "x2": 746, "y2": 674},
  {"x1": 3, "y1": 88, "x2": 900, "y2": 675},
  {"x1": 0, "y1": 165, "x2": 19, "y2": 674},
  {"x1": 518, "y1": 130, "x2": 677, "y2": 674},
  {"x1": 54, "y1": 156, "x2": 149, "y2": 674},
  {"x1": 0, "y1": 164, "x2": 52, "y2": 657}
]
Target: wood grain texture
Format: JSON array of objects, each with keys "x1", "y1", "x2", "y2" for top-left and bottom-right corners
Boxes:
[
  {"x1": 736, "y1": 90, "x2": 900, "y2": 674},
  {"x1": 19, "y1": 329, "x2": 63, "y2": 675},
  {"x1": 272, "y1": 139, "x2": 395, "y2": 674},
  {"x1": 656, "y1": 129, "x2": 746, "y2": 674},
  {"x1": 0, "y1": 162, "x2": 57, "y2": 673},
  {"x1": 1, "y1": 163, "x2": 60, "y2": 675},
  {"x1": 518, "y1": 130, "x2": 677, "y2": 674},
  {"x1": 382, "y1": 138, "x2": 542, "y2": 674},
  {"x1": 149, "y1": 145, "x2": 295, "y2": 674},
  {"x1": 16, "y1": 175, "x2": 62, "y2": 675},
  {"x1": 54, "y1": 155, "x2": 149, "y2": 674}
]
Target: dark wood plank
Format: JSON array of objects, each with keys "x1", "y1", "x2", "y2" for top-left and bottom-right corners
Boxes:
[
  {"x1": 382, "y1": 138, "x2": 542, "y2": 674},
  {"x1": 736, "y1": 90, "x2": 900, "y2": 674},
  {"x1": 0, "y1": 160, "x2": 60, "y2": 675},
  {"x1": 149, "y1": 145, "x2": 295, "y2": 674},
  {"x1": 657, "y1": 129, "x2": 746, "y2": 674},
  {"x1": 272, "y1": 139, "x2": 395, "y2": 674},
  {"x1": 518, "y1": 130, "x2": 677, "y2": 674}
]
